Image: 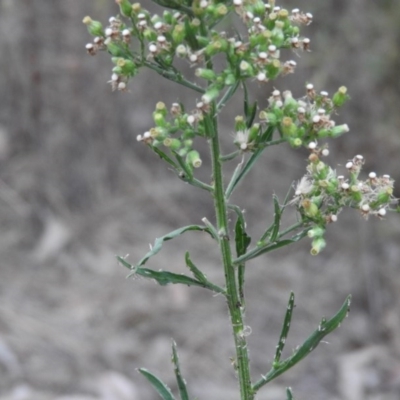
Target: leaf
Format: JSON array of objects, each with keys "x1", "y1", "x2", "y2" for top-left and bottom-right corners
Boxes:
[
  {"x1": 185, "y1": 252, "x2": 208, "y2": 284},
  {"x1": 174, "y1": 152, "x2": 193, "y2": 180},
  {"x1": 252, "y1": 295, "x2": 352, "y2": 391},
  {"x1": 131, "y1": 267, "x2": 208, "y2": 287},
  {"x1": 233, "y1": 229, "x2": 309, "y2": 265},
  {"x1": 129, "y1": 225, "x2": 214, "y2": 269},
  {"x1": 138, "y1": 368, "x2": 176, "y2": 400},
  {"x1": 225, "y1": 126, "x2": 274, "y2": 198},
  {"x1": 232, "y1": 206, "x2": 251, "y2": 257},
  {"x1": 184, "y1": 253, "x2": 226, "y2": 294},
  {"x1": 153, "y1": 147, "x2": 179, "y2": 169},
  {"x1": 274, "y1": 292, "x2": 295, "y2": 364},
  {"x1": 286, "y1": 387, "x2": 294, "y2": 400},
  {"x1": 243, "y1": 82, "x2": 258, "y2": 128},
  {"x1": 231, "y1": 205, "x2": 251, "y2": 305},
  {"x1": 171, "y1": 341, "x2": 190, "y2": 400}
]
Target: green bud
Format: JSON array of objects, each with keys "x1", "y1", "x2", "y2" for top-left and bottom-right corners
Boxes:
[
  {"x1": 195, "y1": 68, "x2": 217, "y2": 81},
  {"x1": 266, "y1": 59, "x2": 281, "y2": 80},
  {"x1": 281, "y1": 117, "x2": 297, "y2": 137},
  {"x1": 172, "y1": 24, "x2": 185, "y2": 44},
  {"x1": 143, "y1": 28, "x2": 157, "y2": 42},
  {"x1": 153, "y1": 112, "x2": 166, "y2": 127},
  {"x1": 239, "y1": 60, "x2": 254, "y2": 77},
  {"x1": 115, "y1": 0, "x2": 132, "y2": 17},
  {"x1": 215, "y1": 4, "x2": 228, "y2": 17},
  {"x1": 332, "y1": 86, "x2": 349, "y2": 107},
  {"x1": 329, "y1": 124, "x2": 350, "y2": 138},
  {"x1": 310, "y1": 237, "x2": 326, "y2": 255},
  {"x1": 202, "y1": 87, "x2": 220, "y2": 104},
  {"x1": 186, "y1": 150, "x2": 202, "y2": 168},
  {"x1": 115, "y1": 58, "x2": 137, "y2": 76},
  {"x1": 302, "y1": 199, "x2": 319, "y2": 218},
  {"x1": 253, "y1": 1, "x2": 266, "y2": 16},
  {"x1": 163, "y1": 10, "x2": 173, "y2": 25},
  {"x1": 248, "y1": 124, "x2": 260, "y2": 142},
  {"x1": 183, "y1": 129, "x2": 195, "y2": 140},
  {"x1": 289, "y1": 138, "x2": 302, "y2": 148},
  {"x1": 308, "y1": 226, "x2": 325, "y2": 238},
  {"x1": 83, "y1": 16, "x2": 104, "y2": 37},
  {"x1": 205, "y1": 39, "x2": 228, "y2": 56},
  {"x1": 350, "y1": 185, "x2": 362, "y2": 203},
  {"x1": 224, "y1": 73, "x2": 236, "y2": 86},
  {"x1": 107, "y1": 42, "x2": 125, "y2": 57},
  {"x1": 234, "y1": 116, "x2": 246, "y2": 132},
  {"x1": 183, "y1": 139, "x2": 193, "y2": 149},
  {"x1": 163, "y1": 138, "x2": 181, "y2": 150},
  {"x1": 155, "y1": 101, "x2": 167, "y2": 117}
]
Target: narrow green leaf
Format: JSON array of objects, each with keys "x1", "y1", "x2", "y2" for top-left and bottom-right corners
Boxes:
[
  {"x1": 274, "y1": 292, "x2": 295, "y2": 364},
  {"x1": 253, "y1": 295, "x2": 352, "y2": 391},
  {"x1": 153, "y1": 147, "x2": 179, "y2": 169},
  {"x1": 286, "y1": 387, "x2": 294, "y2": 400},
  {"x1": 171, "y1": 341, "x2": 190, "y2": 400},
  {"x1": 184, "y1": 252, "x2": 226, "y2": 295},
  {"x1": 270, "y1": 195, "x2": 282, "y2": 243},
  {"x1": 131, "y1": 267, "x2": 207, "y2": 287},
  {"x1": 128, "y1": 225, "x2": 213, "y2": 268},
  {"x1": 243, "y1": 81, "x2": 257, "y2": 128},
  {"x1": 174, "y1": 153, "x2": 193, "y2": 180},
  {"x1": 225, "y1": 126, "x2": 274, "y2": 198},
  {"x1": 232, "y1": 206, "x2": 251, "y2": 257},
  {"x1": 185, "y1": 252, "x2": 208, "y2": 284},
  {"x1": 233, "y1": 229, "x2": 309, "y2": 265},
  {"x1": 138, "y1": 368, "x2": 176, "y2": 400},
  {"x1": 225, "y1": 157, "x2": 245, "y2": 200}
]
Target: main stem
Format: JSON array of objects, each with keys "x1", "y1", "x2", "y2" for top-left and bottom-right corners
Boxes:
[{"x1": 209, "y1": 114, "x2": 254, "y2": 400}]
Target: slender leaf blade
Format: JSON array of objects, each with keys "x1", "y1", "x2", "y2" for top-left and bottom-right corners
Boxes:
[
  {"x1": 286, "y1": 387, "x2": 294, "y2": 400},
  {"x1": 253, "y1": 295, "x2": 352, "y2": 391},
  {"x1": 171, "y1": 341, "x2": 190, "y2": 400},
  {"x1": 130, "y1": 225, "x2": 213, "y2": 268},
  {"x1": 138, "y1": 368, "x2": 176, "y2": 400},
  {"x1": 274, "y1": 292, "x2": 295, "y2": 363}
]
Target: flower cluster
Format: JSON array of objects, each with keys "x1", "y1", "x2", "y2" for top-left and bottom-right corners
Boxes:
[
  {"x1": 83, "y1": 1, "x2": 314, "y2": 93},
  {"x1": 256, "y1": 85, "x2": 349, "y2": 148},
  {"x1": 292, "y1": 148, "x2": 396, "y2": 254},
  {"x1": 136, "y1": 101, "x2": 205, "y2": 170}
]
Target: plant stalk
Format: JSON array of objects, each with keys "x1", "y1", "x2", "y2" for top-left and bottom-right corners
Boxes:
[{"x1": 209, "y1": 110, "x2": 253, "y2": 400}]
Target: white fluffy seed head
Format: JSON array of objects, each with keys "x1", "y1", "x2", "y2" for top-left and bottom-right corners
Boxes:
[
  {"x1": 346, "y1": 162, "x2": 354, "y2": 169},
  {"x1": 312, "y1": 115, "x2": 321, "y2": 123},
  {"x1": 361, "y1": 204, "x2": 370, "y2": 212},
  {"x1": 272, "y1": 89, "x2": 280, "y2": 97},
  {"x1": 341, "y1": 183, "x2": 350, "y2": 190},
  {"x1": 297, "y1": 107, "x2": 305, "y2": 114},
  {"x1": 149, "y1": 44, "x2": 158, "y2": 53},
  {"x1": 143, "y1": 131, "x2": 151, "y2": 139},
  {"x1": 355, "y1": 154, "x2": 364, "y2": 160},
  {"x1": 117, "y1": 81, "x2": 126, "y2": 90},
  {"x1": 233, "y1": 0, "x2": 243, "y2": 5},
  {"x1": 256, "y1": 72, "x2": 266, "y2": 82},
  {"x1": 369, "y1": 172, "x2": 377, "y2": 179},
  {"x1": 105, "y1": 28, "x2": 113, "y2": 37},
  {"x1": 331, "y1": 214, "x2": 338, "y2": 222},
  {"x1": 306, "y1": 83, "x2": 314, "y2": 90},
  {"x1": 308, "y1": 141, "x2": 317, "y2": 150},
  {"x1": 320, "y1": 91, "x2": 329, "y2": 96},
  {"x1": 378, "y1": 208, "x2": 387, "y2": 216},
  {"x1": 122, "y1": 29, "x2": 130, "y2": 36},
  {"x1": 268, "y1": 44, "x2": 277, "y2": 52},
  {"x1": 322, "y1": 149, "x2": 329, "y2": 157},
  {"x1": 259, "y1": 52, "x2": 268, "y2": 59}
]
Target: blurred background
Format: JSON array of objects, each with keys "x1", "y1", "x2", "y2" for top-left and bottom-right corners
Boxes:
[{"x1": 0, "y1": 1, "x2": 399, "y2": 399}]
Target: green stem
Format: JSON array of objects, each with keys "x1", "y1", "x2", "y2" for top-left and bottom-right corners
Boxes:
[{"x1": 208, "y1": 109, "x2": 254, "y2": 400}]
